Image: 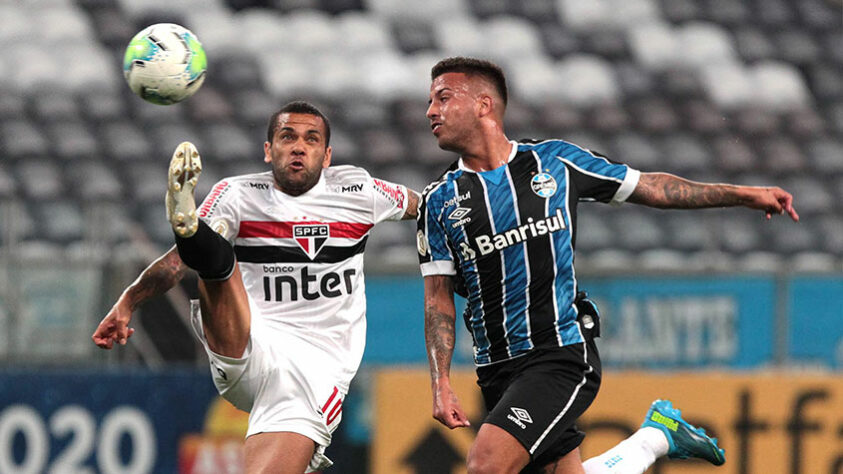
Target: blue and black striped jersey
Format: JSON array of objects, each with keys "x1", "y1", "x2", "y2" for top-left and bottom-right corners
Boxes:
[{"x1": 417, "y1": 139, "x2": 640, "y2": 366}]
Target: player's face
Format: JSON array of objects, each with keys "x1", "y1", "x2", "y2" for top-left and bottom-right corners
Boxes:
[
  {"x1": 264, "y1": 113, "x2": 332, "y2": 196},
  {"x1": 427, "y1": 72, "x2": 481, "y2": 153}
]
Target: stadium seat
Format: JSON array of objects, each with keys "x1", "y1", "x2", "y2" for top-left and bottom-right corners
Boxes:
[
  {"x1": 733, "y1": 27, "x2": 777, "y2": 62},
  {"x1": 715, "y1": 214, "x2": 763, "y2": 254},
  {"x1": 613, "y1": 210, "x2": 666, "y2": 251},
  {"x1": 781, "y1": 177, "x2": 832, "y2": 216},
  {"x1": 657, "y1": 0, "x2": 699, "y2": 24},
  {"x1": 15, "y1": 160, "x2": 64, "y2": 201},
  {"x1": 774, "y1": 29, "x2": 822, "y2": 65},
  {"x1": 555, "y1": 54, "x2": 621, "y2": 106},
  {"x1": 789, "y1": 251, "x2": 839, "y2": 273},
  {"x1": 735, "y1": 251, "x2": 784, "y2": 273},
  {"x1": 703, "y1": 0, "x2": 750, "y2": 27},
  {"x1": 33, "y1": 200, "x2": 85, "y2": 243},
  {"x1": 610, "y1": 132, "x2": 663, "y2": 170},
  {"x1": 574, "y1": 209, "x2": 616, "y2": 253},
  {"x1": 637, "y1": 249, "x2": 696, "y2": 272},
  {"x1": 201, "y1": 123, "x2": 254, "y2": 163},
  {"x1": 627, "y1": 97, "x2": 680, "y2": 134},
  {"x1": 759, "y1": 137, "x2": 808, "y2": 176},
  {"x1": 0, "y1": 165, "x2": 16, "y2": 199},
  {"x1": 808, "y1": 137, "x2": 843, "y2": 175},
  {"x1": 78, "y1": 89, "x2": 128, "y2": 124},
  {"x1": 754, "y1": 0, "x2": 796, "y2": 29},
  {"x1": 817, "y1": 216, "x2": 843, "y2": 256},
  {"x1": 100, "y1": 121, "x2": 154, "y2": 162},
  {"x1": 663, "y1": 212, "x2": 714, "y2": 252},
  {"x1": 31, "y1": 90, "x2": 81, "y2": 123},
  {"x1": 69, "y1": 161, "x2": 124, "y2": 202},
  {"x1": 682, "y1": 99, "x2": 729, "y2": 135},
  {"x1": 712, "y1": 135, "x2": 757, "y2": 175},
  {"x1": 48, "y1": 121, "x2": 100, "y2": 162},
  {"x1": 1, "y1": 120, "x2": 50, "y2": 161},
  {"x1": 660, "y1": 134, "x2": 711, "y2": 174}
]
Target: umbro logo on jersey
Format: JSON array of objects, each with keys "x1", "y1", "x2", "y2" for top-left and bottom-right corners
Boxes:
[
  {"x1": 293, "y1": 224, "x2": 329, "y2": 260},
  {"x1": 507, "y1": 407, "x2": 533, "y2": 429},
  {"x1": 448, "y1": 207, "x2": 471, "y2": 220}
]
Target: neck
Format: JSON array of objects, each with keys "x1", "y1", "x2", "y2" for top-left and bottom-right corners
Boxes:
[{"x1": 460, "y1": 130, "x2": 512, "y2": 172}]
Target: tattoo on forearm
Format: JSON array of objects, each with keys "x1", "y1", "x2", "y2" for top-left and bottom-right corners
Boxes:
[
  {"x1": 126, "y1": 251, "x2": 186, "y2": 308},
  {"x1": 631, "y1": 173, "x2": 743, "y2": 209},
  {"x1": 403, "y1": 189, "x2": 420, "y2": 220},
  {"x1": 425, "y1": 307, "x2": 455, "y2": 379}
]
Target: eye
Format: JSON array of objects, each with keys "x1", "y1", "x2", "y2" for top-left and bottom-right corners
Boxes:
[
  {"x1": 280, "y1": 133, "x2": 294, "y2": 141},
  {"x1": 307, "y1": 136, "x2": 319, "y2": 143}
]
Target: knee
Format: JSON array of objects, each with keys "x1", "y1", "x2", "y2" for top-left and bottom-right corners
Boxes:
[{"x1": 467, "y1": 446, "x2": 504, "y2": 474}]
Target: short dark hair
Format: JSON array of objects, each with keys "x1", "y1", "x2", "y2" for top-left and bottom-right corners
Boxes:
[
  {"x1": 431, "y1": 57, "x2": 508, "y2": 106},
  {"x1": 266, "y1": 101, "x2": 331, "y2": 146}
]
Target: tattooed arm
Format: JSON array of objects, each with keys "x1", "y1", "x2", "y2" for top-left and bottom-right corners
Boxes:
[
  {"x1": 92, "y1": 247, "x2": 188, "y2": 349},
  {"x1": 628, "y1": 172, "x2": 799, "y2": 221},
  {"x1": 401, "y1": 189, "x2": 421, "y2": 220},
  {"x1": 424, "y1": 274, "x2": 471, "y2": 429}
]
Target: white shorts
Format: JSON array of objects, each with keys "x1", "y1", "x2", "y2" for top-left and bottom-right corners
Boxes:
[{"x1": 189, "y1": 300, "x2": 345, "y2": 473}]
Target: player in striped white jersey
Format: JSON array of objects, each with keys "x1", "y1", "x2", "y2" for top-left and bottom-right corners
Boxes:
[{"x1": 93, "y1": 101, "x2": 420, "y2": 473}]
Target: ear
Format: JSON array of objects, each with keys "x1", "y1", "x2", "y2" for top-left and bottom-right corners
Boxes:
[
  {"x1": 322, "y1": 146, "x2": 332, "y2": 168},
  {"x1": 477, "y1": 94, "x2": 494, "y2": 118},
  {"x1": 263, "y1": 141, "x2": 271, "y2": 163}
]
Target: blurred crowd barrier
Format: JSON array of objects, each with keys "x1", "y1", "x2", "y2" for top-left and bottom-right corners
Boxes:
[{"x1": 373, "y1": 369, "x2": 843, "y2": 474}]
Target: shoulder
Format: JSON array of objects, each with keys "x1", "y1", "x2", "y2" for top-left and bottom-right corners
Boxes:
[
  {"x1": 324, "y1": 165, "x2": 371, "y2": 183},
  {"x1": 421, "y1": 160, "x2": 461, "y2": 200},
  {"x1": 223, "y1": 171, "x2": 274, "y2": 188}
]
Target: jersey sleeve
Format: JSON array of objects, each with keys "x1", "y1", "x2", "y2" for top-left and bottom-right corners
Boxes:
[
  {"x1": 557, "y1": 143, "x2": 640, "y2": 205},
  {"x1": 197, "y1": 179, "x2": 240, "y2": 243},
  {"x1": 417, "y1": 185, "x2": 457, "y2": 276},
  {"x1": 368, "y1": 176, "x2": 409, "y2": 223}
]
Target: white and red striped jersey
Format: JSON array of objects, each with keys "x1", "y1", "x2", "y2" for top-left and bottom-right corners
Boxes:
[{"x1": 197, "y1": 165, "x2": 408, "y2": 391}]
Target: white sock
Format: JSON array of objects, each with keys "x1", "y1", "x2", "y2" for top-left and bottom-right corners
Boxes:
[{"x1": 582, "y1": 427, "x2": 669, "y2": 474}]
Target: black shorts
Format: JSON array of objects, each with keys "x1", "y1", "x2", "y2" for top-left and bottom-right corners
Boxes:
[{"x1": 476, "y1": 335, "x2": 601, "y2": 473}]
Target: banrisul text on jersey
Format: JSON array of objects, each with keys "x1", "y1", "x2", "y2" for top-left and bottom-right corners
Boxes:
[{"x1": 418, "y1": 139, "x2": 640, "y2": 365}]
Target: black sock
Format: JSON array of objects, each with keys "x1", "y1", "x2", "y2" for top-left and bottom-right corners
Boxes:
[{"x1": 174, "y1": 219, "x2": 235, "y2": 280}]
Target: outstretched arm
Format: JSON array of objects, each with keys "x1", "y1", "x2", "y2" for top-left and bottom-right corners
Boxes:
[
  {"x1": 628, "y1": 172, "x2": 799, "y2": 221},
  {"x1": 401, "y1": 189, "x2": 421, "y2": 220},
  {"x1": 424, "y1": 274, "x2": 470, "y2": 429},
  {"x1": 92, "y1": 246, "x2": 188, "y2": 349}
]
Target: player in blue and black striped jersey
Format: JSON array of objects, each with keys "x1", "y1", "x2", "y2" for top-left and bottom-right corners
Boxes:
[{"x1": 417, "y1": 57, "x2": 798, "y2": 474}]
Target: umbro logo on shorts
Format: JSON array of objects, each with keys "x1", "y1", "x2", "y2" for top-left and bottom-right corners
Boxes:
[{"x1": 507, "y1": 407, "x2": 533, "y2": 429}]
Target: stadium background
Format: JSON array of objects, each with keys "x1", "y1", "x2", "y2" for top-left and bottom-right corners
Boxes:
[{"x1": 0, "y1": 0, "x2": 841, "y2": 472}]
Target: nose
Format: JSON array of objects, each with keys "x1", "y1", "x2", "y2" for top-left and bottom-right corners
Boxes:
[{"x1": 426, "y1": 102, "x2": 438, "y2": 120}]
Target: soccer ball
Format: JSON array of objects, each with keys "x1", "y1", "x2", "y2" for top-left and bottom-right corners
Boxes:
[{"x1": 123, "y1": 23, "x2": 207, "y2": 105}]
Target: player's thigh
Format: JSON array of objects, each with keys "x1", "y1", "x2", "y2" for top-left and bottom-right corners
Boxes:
[
  {"x1": 244, "y1": 431, "x2": 315, "y2": 474},
  {"x1": 467, "y1": 423, "x2": 531, "y2": 474},
  {"x1": 541, "y1": 448, "x2": 585, "y2": 474},
  {"x1": 481, "y1": 346, "x2": 599, "y2": 472},
  {"x1": 197, "y1": 264, "x2": 251, "y2": 357}
]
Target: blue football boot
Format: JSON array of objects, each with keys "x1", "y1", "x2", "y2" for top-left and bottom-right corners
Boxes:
[{"x1": 641, "y1": 399, "x2": 726, "y2": 466}]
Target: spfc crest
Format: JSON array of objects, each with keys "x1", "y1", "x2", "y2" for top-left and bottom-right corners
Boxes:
[{"x1": 293, "y1": 224, "x2": 329, "y2": 260}]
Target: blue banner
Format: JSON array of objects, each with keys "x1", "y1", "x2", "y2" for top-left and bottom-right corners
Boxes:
[
  {"x1": 578, "y1": 277, "x2": 776, "y2": 368},
  {"x1": 788, "y1": 276, "x2": 843, "y2": 368},
  {"x1": 364, "y1": 276, "x2": 782, "y2": 368},
  {"x1": 0, "y1": 369, "x2": 216, "y2": 473}
]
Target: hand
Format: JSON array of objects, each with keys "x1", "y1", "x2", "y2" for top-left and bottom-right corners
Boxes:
[
  {"x1": 432, "y1": 383, "x2": 471, "y2": 429},
  {"x1": 746, "y1": 186, "x2": 799, "y2": 222},
  {"x1": 92, "y1": 300, "x2": 136, "y2": 349}
]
